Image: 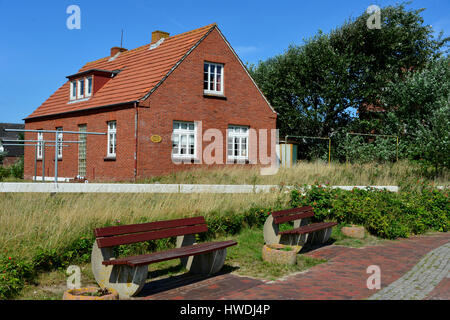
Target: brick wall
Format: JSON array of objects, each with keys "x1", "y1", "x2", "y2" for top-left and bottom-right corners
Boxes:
[
  {"x1": 24, "y1": 105, "x2": 136, "y2": 182},
  {"x1": 137, "y1": 28, "x2": 277, "y2": 177}
]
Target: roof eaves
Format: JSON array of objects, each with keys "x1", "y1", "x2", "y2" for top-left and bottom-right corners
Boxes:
[
  {"x1": 66, "y1": 68, "x2": 120, "y2": 79},
  {"x1": 24, "y1": 100, "x2": 139, "y2": 121}
]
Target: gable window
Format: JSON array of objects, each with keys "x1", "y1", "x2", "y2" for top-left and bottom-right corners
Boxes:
[
  {"x1": 70, "y1": 76, "x2": 93, "y2": 102},
  {"x1": 107, "y1": 121, "x2": 116, "y2": 158},
  {"x1": 56, "y1": 127, "x2": 63, "y2": 159},
  {"x1": 86, "y1": 77, "x2": 93, "y2": 97},
  {"x1": 172, "y1": 121, "x2": 196, "y2": 158},
  {"x1": 227, "y1": 125, "x2": 249, "y2": 161},
  {"x1": 37, "y1": 131, "x2": 43, "y2": 159},
  {"x1": 204, "y1": 62, "x2": 224, "y2": 94},
  {"x1": 70, "y1": 81, "x2": 77, "y2": 100},
  {"x1": 77, "y1": 79, "x2": 85, "y2": 99}
]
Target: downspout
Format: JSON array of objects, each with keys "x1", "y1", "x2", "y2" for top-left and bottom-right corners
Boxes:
[{"x1": 134, "y1": 101, "x2": 138, "y2": 181}]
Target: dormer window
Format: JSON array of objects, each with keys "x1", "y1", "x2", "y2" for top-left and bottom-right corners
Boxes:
[
  {"x1": 78, "y1": 79, "x2": 85, "y2": 99},
  {"x1": 86, "y1": 77, "x2": 93, "y2": 97},
  {"x1": 70, "y1": 81, "x2": 77, "y2": 100},
  {"x1": 67, "y1": 69, "x2": 120, "y2": 102}
]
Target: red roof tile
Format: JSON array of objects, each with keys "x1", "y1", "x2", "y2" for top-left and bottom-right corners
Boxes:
[{"x1": 25, "y1": 24, "x2": 216, "y2": 120}]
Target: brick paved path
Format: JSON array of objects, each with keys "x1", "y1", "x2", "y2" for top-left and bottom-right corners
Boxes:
[
  {"x1": 138, "y1": 232, "x2": 449, "y2": 300},
  {"x1": 368, "y1": 242, "x2": 449, "y2": 300}
]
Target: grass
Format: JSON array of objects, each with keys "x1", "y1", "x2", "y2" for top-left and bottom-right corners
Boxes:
[
  {"x1": 331, "y1": 224, "x2": 386, "y2": 248},
  {"x1": 0, "y1": 192, "x2": 289, "y2": 261},
  {"x1": 4, "y1": 160, "x2": 448, "y2": 187},
  {"x1": 221, "y1": 227, "x2": 327, "y2": 281},
  {"x1": 135, "y1": 160, "x2": 449, "y2": 187}
]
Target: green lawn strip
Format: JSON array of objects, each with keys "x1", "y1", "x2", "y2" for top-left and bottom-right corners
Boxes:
[
  {"x1": 331, "y1": 223, "x2": 386, "y2": 248},
  {"x1": 215, "y1": 227, "x2": 327, "y2": 281}
]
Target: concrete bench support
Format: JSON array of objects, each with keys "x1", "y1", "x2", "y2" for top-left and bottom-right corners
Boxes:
[
  {"x1": 91, "y1": 242, "x2": 148, "y2": 299},
  {"x1": 263, "y1": 214, "x2": 310, "y2": 246},
  {"x1": 176, "y1": 234, "x2": 227, "y2": 274}
]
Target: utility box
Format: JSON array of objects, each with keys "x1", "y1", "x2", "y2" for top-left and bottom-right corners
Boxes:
[{"x1": 276, "y1": 144, "x2": 298, "y2": 168}]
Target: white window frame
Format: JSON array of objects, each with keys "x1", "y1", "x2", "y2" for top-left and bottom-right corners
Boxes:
[
  {"x1": 227, "y1": 125, "x2": 249, "y2": 161},
  {"x1": 37, "y1": 131, "x2": 43, "y2": 159},
  {"x1": 56, "y1": 127, "x2": 63, "y2": 159},
  {"x1": 204, "y1": 62, "x2": 224, "y2": 95},
  {"x1": 70, "y1": 81, "x2": 77, "y2": 100},
  {"x1": 85, "y1": 76, "x2": 93, "y2": 97},
  {"x1": 77, "y1": 79, "x2": 85, "y2": 99},
  {"x1": 107, "y1": 121, "x2": 116, "y2": 158},
  {"x1": 172, "y1": 121, "x2": 197, "y2": 159}
]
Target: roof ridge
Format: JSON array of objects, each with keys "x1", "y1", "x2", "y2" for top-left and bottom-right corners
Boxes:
[{"x1": 82, "y1": 23, "x2": 216, "y2": 69}]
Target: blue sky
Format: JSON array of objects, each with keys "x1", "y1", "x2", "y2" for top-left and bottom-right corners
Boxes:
[{"x1": 0, "y1": 0, "x2": 449, "y2": 123}]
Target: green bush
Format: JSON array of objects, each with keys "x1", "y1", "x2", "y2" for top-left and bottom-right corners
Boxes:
[
  {"x1": 0, "y1": 255, "x2": 34, "y2": 300},
  {"x1": 290, "y1": 185, "x2": 449, "y2": 239},
  {"x1": 0, "y1": 157, "x2": 24, "y2": 181}
]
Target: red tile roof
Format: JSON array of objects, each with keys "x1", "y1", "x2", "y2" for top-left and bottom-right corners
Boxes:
[{"x1": 25, "y1": 24, "x2": 217, "y2": 120}]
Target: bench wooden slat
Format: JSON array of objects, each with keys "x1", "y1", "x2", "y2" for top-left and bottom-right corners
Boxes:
[
  {"x1": 94, "y1": 216, "x2": 206, "y2": 238},
  {"x1": 273, "y1": 211, "x2": 314, "y2": 224},
  {"x1": 96, "y1": 224, "x2": 208, "y2": 248},
  {"x1": 102, "y1": 240, "x2": 238, "y2": 267},
  {"x1": 279, "y1": 221, "x2": 338, "y2": 235},
  {"x1": 271, "y1": 206, "x2": 313, "y2": 218}
]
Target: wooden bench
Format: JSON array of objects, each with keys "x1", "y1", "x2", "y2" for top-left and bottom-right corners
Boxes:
[
  {"x1": 91, "y1": 216, "x2": 237, "y2": 298},
  {"x1": 263, "y1": 206, "x2": 337, "y2": 247}
]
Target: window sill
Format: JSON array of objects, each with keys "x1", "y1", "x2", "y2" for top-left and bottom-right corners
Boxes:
[
  {"x1": 104, "y1": 156, "x2": 116, "y2": 161},
  {"x1": 68, "y1": 97, "x2": 91, "y2": 104},
  {"x1": 203, "y1": 92, "x2": 226, "y2": 100},
  {"x1": 227, "y1": 158, "x2": 250, "y2": 164},
  {"x1": 172, "y1": 156, "x2": 200, "y2": 164}
]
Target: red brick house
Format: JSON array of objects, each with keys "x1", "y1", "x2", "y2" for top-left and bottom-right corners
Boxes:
[{"x1": 24, "y1": 24, "x2": 277, "y2": 181}]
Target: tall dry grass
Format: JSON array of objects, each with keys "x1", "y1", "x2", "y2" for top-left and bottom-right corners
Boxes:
[
  {"x1": 139, "y1": 160, "x2": 449, "y2": 186},
  {"x1": 0, "y1": 192, "x2": 288, "y2": 260}
]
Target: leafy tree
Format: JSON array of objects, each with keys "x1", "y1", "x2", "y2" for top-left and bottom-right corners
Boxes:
[
  {"x1": 248, "y1": 2, "x2": 448, "y2": 162},
  {"x1": 414, "y1": 104, "x2": 450, "y2": 173},
  {"x1": 381, "y1": 57, "x2": 450, "y2": 171}
]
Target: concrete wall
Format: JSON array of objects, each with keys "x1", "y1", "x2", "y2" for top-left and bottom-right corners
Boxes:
[{"x1": 0, "y1": 183, "x2": 409, "y2": 193}]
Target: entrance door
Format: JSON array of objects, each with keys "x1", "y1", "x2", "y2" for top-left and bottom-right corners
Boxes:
[{"x1": 78, "y1": 124, "x2": 87, "y2": 178}]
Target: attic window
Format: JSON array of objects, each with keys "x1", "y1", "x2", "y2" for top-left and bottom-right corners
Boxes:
[
  {"x1": 204, "y1": 62, "x2": 224, "y2": 95},
  {"x1": 70, "y1": 81, "x2": 77, "y2": 100},
  {"x1": 86, "y1": 77, "x2": 93, "y2": 97},
  {"x1": 78, "y1": 79, "x2": 85, "y2": 99},
  {"x1": 69, "y1": 76, "x2": 93, "y2": 102}
]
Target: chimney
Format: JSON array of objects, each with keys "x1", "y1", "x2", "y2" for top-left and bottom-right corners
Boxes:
[
  {"x1": 151, "y1": 30, "x2": 170, "y2": 43},
  {"x1": 110, "y1": 46, "x2": 127, "y2": 57}
]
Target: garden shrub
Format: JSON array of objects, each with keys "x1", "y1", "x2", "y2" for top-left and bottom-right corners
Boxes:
[
  {"x1": 290, "y1": 184, "x2": 449, "y2": 239},
  {"x1": 0, "y1": 255, "x2": 34, "y2": 300}
]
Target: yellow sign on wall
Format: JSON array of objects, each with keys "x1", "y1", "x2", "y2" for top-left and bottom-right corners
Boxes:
[{"x1": 151, "y1": 135, "x2": 162, "y2": 143}]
